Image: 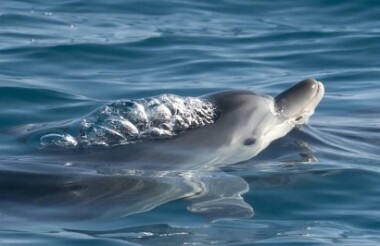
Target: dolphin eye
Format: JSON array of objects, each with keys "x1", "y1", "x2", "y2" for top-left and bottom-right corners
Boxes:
[
  {"x1": 295, "y1": 116, "x2": 303, "y2": 121},
  {"x1": 243, "y1": 138, "x2": 256, "y2": 146}
]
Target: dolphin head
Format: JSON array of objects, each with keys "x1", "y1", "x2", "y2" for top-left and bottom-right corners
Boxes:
[
  {"x1": 244, "y1": 78, "x2": 324, "y2": 158},
  {"x1": 216, "y1": 79, "x2": 324, "y2": 164},
  {"x1": 275, "y1": 78, "x2": 324, "y2": 125}
]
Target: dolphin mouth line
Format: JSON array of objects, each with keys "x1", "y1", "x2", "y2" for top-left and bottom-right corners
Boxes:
[{"x1": 311, "y1": 81, "x2": 325, "y2": 106}]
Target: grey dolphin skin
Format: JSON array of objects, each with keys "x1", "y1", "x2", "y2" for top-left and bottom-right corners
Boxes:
[{"x1": 1, "y1": 78, "x2": 324, "y2": 222}]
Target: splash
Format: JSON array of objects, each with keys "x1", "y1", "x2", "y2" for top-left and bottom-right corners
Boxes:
[{"x1": 40, "y1": 94, "x2": 217, "y2": 148}]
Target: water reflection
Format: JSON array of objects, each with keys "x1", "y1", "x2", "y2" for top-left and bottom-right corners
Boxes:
[{"x1": 0, "y1": 157, "x2": 253, "y2": 224}]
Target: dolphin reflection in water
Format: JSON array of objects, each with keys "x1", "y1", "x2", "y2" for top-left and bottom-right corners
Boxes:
[{"x1": 1, "y1": 78, "x2": 324, "y2": 222}]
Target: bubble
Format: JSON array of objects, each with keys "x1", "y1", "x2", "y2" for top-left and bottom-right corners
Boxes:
[
  {"x1": 149, "y1": 104, "x2": 172, "y2": 125},
  {"x1": 77, "y1": 94, "x2": 217, "y2": 147},
  {"x1": 40, "y1": 133, "x2": 77, "y2": 148},
  {"x1": 104, "y1": 118, "x2": 139, "y2": 137}
]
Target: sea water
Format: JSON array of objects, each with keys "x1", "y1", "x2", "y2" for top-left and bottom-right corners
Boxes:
[{"x1": 0, "y1": 0, "x2": 380, "y2": 245}]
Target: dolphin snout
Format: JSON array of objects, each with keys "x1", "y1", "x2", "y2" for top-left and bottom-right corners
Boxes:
[{"x1": 275, "y1": 78, "x2": 324, "y2": 118}]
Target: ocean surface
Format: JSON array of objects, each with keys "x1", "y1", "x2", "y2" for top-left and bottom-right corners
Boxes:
[{"x1": 1, "y1": 0, "x2": 380, "y2": 245}]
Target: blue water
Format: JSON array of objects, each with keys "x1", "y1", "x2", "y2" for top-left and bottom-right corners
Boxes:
[{"x1": 1, "y1": 0, "x2": 380, "y2": 245}]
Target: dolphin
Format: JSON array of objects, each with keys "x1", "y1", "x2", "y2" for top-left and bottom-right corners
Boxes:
[
  {"x1": 1, "y1": 78, "x2": 324, "y2": 222},
  {"x1": 11, "y1": 78, "x2": 324, "y2": 169}
]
